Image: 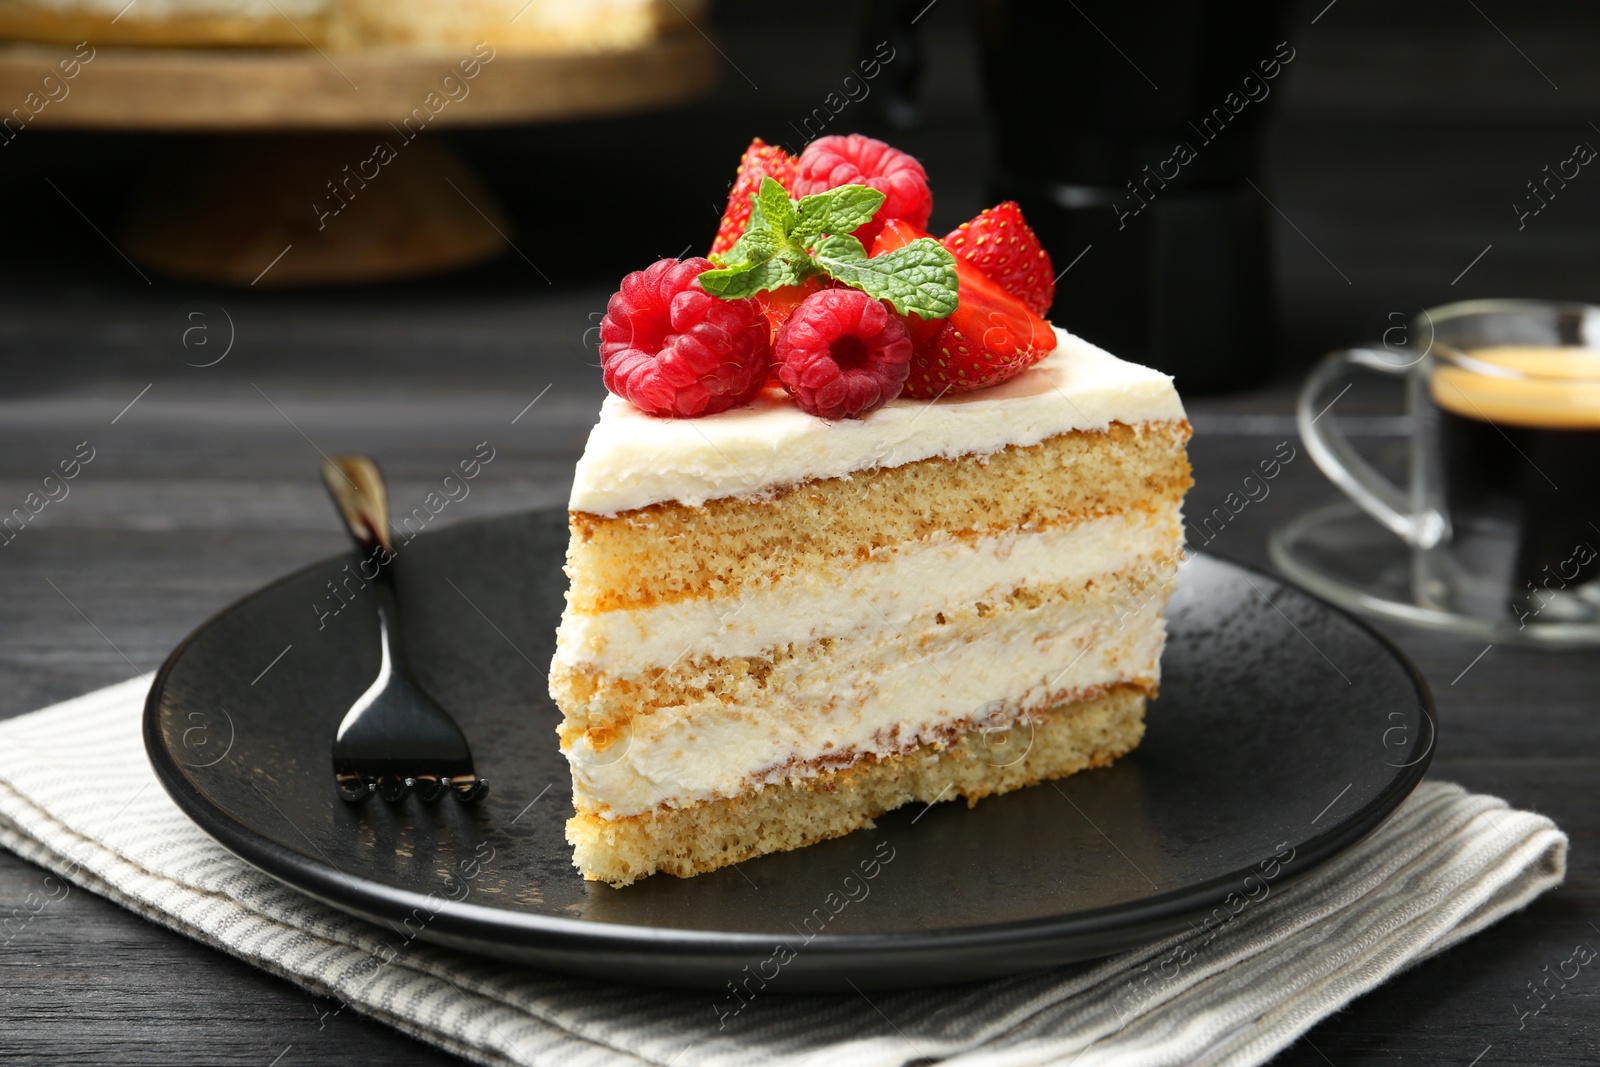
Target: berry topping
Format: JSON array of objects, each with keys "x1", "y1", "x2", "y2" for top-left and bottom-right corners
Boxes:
[
  {"x1": 792, "y1": 134, "x2": 931, "y2": 248},
  {"x1": 711, "y1": 138, "x2": 796, "y2": 257},
  {"x1": 908, "y1": 319, "x2": 1039, "y2": 397},
  {"x1": 943, "y1": 201, "x2": 1055, "y2": 317},
  {"x1": 701, "y1": 176, "x2": 958, "y2": 320},
  {"x1": 774, "y1": 288, "x2": 912, "y2": 420},
  {"x1": 874, "y1": 220, "x2": 1057, "y2": 398},
  {"x1": 599, "y1": 257, "x2": 771, "y2": 418},
  {"x1": 753, "y1": 275, "x2": 834, "y2": 340}
]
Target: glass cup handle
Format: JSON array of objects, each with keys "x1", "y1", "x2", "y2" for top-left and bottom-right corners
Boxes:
[{"x1": 1297, "y1": 348, "x2": 1417, "y2": 544}]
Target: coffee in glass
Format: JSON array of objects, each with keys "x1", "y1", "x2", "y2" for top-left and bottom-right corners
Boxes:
[
  {"x1": 1427, "y1": 345, "x2": 1600, "y2": 623},
  {"x1": 1300, "y1": 301, "x2": 1600, "y2": 630}
]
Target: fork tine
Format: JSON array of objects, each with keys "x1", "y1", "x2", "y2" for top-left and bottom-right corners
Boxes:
[
  {"x1": 413, "y1": 776, "x2": 447, "y2": 803},
  {"x1": 337, "y1": 772, "x2": 377, "y2": 802},
  {"x1": 378, "y1": 775, "x2": 413, "y2": 802},
  {"x1": 451, "y1": 775, "x2": 490, "y2": 803}
]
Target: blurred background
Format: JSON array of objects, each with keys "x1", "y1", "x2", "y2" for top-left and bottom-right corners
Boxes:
[{"x1": 4, "y1": 0, "x2": 1600, "y2": 401}]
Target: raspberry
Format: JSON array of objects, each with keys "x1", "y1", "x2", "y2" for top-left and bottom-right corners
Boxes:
[
  {"x1": 792, "y1": 134, "x2": 932, "y2": 248},
  {"x1": 599, "y1": 257, "x2": 771, "y2": 418},
  {"x1": 774, "y1": 288, "x2": 911, "y2": 420}
]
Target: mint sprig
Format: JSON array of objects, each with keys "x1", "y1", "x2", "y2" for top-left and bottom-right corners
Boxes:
[
  {"x1": 700, "y1": 178, "x2": 957, "y2": 320},
  {"x1": 792, "y1": 184, "x2": 884, "y2": 241},
  {"x1": 811, "y1": 234, "x2": 961, "y2": 319}
]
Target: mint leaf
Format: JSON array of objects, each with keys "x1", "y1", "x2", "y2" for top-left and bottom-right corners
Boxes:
[
  {"x1": 699, "y1": 254, "x2": 805, "y2": 299},
  {"x1": 810, "y1": 235, "x2": 959, "y2": 319},
  {"x1": 701, "y1": 177, "x2": 813, "y2": 296},
  {"x1": 755, "y1": 176, "x2": 798, "y2": 233},
  {"x1": 699, "y1": 181, "x2": 955, "y2": 316},
  {"x1": 700, "y1": 194, "x2": 812, "y2": 297},
  {"x1": 711, "y1": 226, "x2": 780, "y2": 270},
  {"x1": 706, "y1": 177, "x2": 797, "y2": 270},
  {"x1": 792, "y1": 185, "x2": 885, "y2": 240}
]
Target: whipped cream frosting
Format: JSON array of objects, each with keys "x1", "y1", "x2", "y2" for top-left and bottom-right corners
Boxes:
[{"x1": 568, "y1": 328, "x2": 1187, "y2": 515}]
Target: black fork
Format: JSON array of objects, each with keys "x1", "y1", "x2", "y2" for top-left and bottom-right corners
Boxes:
[{"x1": 322, "y1": 455, "x2": 488, "y2": 804}]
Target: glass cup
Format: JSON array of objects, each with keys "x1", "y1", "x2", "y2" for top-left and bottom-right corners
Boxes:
[{"x1": 1299, "y1": 299, "x2": 1600, "y2": 630}]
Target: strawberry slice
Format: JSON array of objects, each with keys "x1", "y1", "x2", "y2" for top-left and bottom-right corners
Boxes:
[
  {"x1": 873, "y1": 219, "x2": 1057, "y2": 398},
  {"x1": 710, "y1": 138, "x2": 797, "y2": 257},
  {"x1": 753, "y1": 275, "x2": 831, "y2": 342},
  {"x1": 942, "y1": 201, "x2": 1054, "y2": 317}
]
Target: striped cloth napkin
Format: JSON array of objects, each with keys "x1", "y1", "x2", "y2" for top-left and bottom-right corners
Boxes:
[{"x1": 0, "y1": 677, "x2": 1569, "y2": 1067}]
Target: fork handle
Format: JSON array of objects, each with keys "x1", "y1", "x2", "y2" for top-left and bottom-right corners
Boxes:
[
  {"x1": 322, "y1": 455, "x2": 393, "y2": 561},
  {"x1": 322, "y1": 454, "x2": 403, "y2": 647}
]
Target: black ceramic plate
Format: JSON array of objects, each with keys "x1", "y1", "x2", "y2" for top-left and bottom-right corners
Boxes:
[{"x1": 145, "y1": 510, "x2": 1434, "y2": 991}]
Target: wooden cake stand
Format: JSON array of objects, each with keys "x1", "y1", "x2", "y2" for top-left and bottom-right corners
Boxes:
[{"x1": 0, "y1": 31, "x2": 717, "y2": 284}]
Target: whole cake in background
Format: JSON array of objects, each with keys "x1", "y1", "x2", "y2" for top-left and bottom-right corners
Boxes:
[
  {"x1": 0, "y1": 0, "x2": 704, "y2": 50},
  {"x1": 553, "y1": 134, "x2": 1193, "y2": 886}
]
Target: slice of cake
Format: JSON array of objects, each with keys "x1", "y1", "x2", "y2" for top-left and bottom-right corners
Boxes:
[{"x1": 551, "y1": 134, "x2": 1191, "y2": 886}]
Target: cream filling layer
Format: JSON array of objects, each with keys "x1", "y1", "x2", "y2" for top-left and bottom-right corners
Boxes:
[
  {"x1": 555, "y1": 507, "x2": 1184, "y2": 676},
  {"x1": 569, "y1": 331, "x2": 1187, "y2": 515},
  {"x1": 566, "y1": 595, "x2": 1171, "y2": 817}
]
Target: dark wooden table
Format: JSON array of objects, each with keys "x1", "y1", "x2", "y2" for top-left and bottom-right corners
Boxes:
[
  {"x1": 3, "y1": 2, "x2": 1600, "y2": 1062},
  {"x1": 2, "y1": 300, "x2": 1596, "y2": 1066}
]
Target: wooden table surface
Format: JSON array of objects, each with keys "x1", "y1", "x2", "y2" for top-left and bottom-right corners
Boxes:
[{"x1": 0, "y1": 292, "x2": 1595, "y2": 1065}]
